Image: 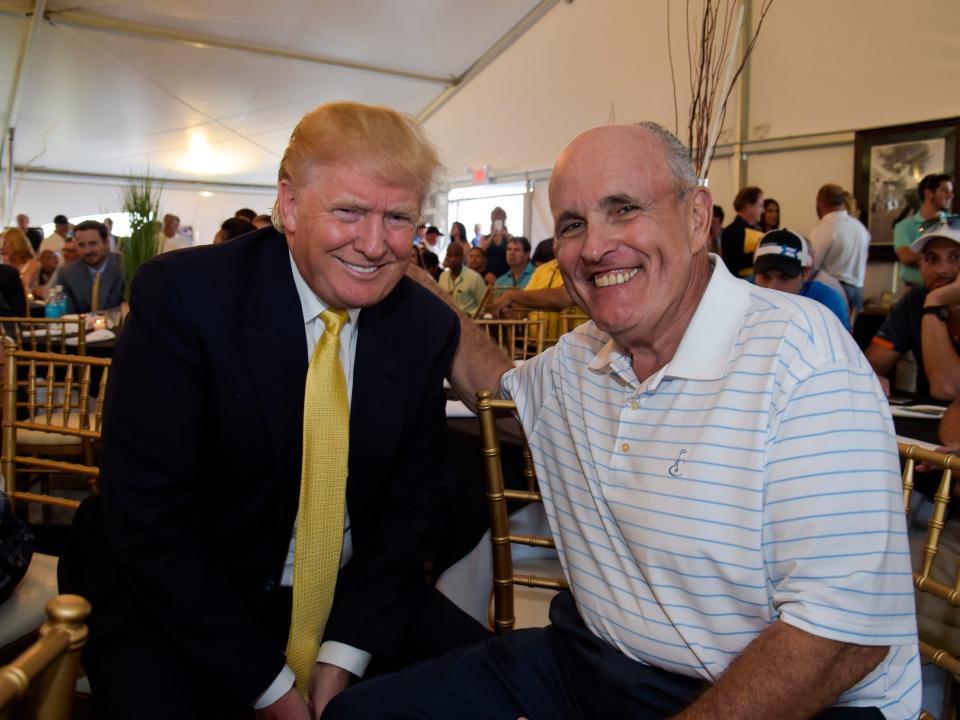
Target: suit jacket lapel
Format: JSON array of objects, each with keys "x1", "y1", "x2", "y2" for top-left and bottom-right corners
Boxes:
[
  {"x1": 349, "y1": 285, "x2": 405, "y2": 504},
  {"x1": 242, "y1": 231, "x2": 307, "y2": 489}
]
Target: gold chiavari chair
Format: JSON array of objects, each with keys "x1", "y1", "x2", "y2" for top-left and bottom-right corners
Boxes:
[
  {"x1": 558, "y1": 306, "x2": 589, "y2": 337},
  {"x1": 0, "y1": 594, "x2": 91, "y2": 720},
  {"x1": 2, "y1": 343, "x2": 110, "y2": 511},
  {"x1": 900, "y1": 442, "x2": 960, "y2": 720},
  {"x1": 476, "y1": 389, "x2": 567, "y2": 634},
  {"x1": 4, "y1": 317, "x2": 86, "y2": 356},
  {"x1": 474, "y1": 318, "x2": 544, "y2": 361},
  {"x1": 473, "y1": 286, "x2": 510, "y2": 319}
]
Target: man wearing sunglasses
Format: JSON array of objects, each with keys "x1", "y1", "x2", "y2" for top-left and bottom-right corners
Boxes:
[{"x1": 868, "y1": 216, "x2": 960, "y2": 399}]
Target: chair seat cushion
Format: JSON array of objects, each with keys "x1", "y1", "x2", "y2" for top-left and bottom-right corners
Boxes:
[
  {"x1": 0, "y1": 553, "x2": 58, "y2": 648},
  {"x1": 17, "y1": 412, "x2": 89, "y2": 446}
]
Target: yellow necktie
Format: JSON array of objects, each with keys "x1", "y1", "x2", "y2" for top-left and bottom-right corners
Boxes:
[
  {"x1": 287, "y1": 308, "x2": 350, "y2": 696},
  {"x1": 91, "y1": 270, "x2": 101, "y2": 312}
]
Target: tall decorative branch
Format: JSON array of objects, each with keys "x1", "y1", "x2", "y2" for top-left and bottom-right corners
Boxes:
[{"x1": 667, "y1": 0, "x2": 774, "y2": 179}]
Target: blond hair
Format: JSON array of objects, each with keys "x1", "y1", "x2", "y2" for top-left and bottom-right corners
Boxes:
[
  {"x1": 1, "y1": 227, "x2": 34, "y2": 264},
  {"x1": 272, "y1": 101, "x2": 440, "y2": 232}
]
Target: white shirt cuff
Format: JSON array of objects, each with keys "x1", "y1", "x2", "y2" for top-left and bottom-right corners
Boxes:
[
  {"x1": 316, "y1": 641, "x2": 371, "y2": 678},
  {"x1": 253, "y1": 664, "x2": 295, "y2": 709}
]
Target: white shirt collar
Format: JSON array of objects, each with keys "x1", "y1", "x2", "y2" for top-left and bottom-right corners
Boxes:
[
  {"x1": 588, "y1": 255, "x2": 750, "y2": 389},
  {"x1": 288, "y1": 250, "x2": 361, "y2": 327}
]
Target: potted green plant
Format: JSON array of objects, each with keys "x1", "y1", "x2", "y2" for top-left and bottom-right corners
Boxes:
[{"x1": 118, "y1": 172, "x2": 162, "y2": 303}]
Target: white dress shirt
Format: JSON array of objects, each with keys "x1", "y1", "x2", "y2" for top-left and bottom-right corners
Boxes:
[
  {"x1": 255, "y1": 252, "x2": 365, "y2": 708},
  {"x1": 808, "y1": 209, "x2": 870, "y2": 287}
]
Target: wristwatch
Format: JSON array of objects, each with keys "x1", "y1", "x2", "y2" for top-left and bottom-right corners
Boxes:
[{"x1": 923, "y1": 305, "x2": 950, "y2": 322}]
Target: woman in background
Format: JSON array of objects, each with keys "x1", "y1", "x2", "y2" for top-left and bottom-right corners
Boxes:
[
  {"x1": 1, "y1": 227, "x2": 40, "y2": 295},
  {"x1": 761, "y1": 198, "x2": 781, "y2": 232},
  {"x1": 448, "y1": 222, "x2": 470, "y2": 255}
]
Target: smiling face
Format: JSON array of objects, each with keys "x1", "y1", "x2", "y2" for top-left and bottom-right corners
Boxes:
[
  {"x1": 75, "y1": 229, "x2": 109, "y2": 267},
  {"x1": 920, "y1": 237, "x2": 960, "y2": 292},
  {"x1": 550, "y1": 126, "x2": 711, "y2": 347},
  {"x1": 278, "y1": 162, "x2": 418, "y2": 309}
]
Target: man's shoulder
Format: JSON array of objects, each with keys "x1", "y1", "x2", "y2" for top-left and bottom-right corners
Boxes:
[
  {"x1": 744, "y1": 283, "x2": 857, "y2": 365},
  {"x1": 58, "y1": 260, "x2": 85, "y2": 283}
]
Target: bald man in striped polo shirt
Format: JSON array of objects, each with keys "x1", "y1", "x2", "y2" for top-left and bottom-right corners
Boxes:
[{"x1": 328, "y1": 123, "x2": 920, "y2": 720}]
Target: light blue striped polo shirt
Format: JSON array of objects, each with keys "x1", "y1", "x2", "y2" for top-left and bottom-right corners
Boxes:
[{"x1": 501, "y1": 257, "x2": 920, "y2": 718}]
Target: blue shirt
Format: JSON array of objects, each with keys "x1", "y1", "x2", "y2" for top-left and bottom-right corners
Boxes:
[
  {"x1": 801, "y1": 279, "x2": 850, "y2": 330},
  {"x1": 495, "y1": 262, "x2": 535, "y2": 289}
]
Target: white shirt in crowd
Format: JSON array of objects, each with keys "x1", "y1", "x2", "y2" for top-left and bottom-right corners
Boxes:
[{"x1": 808, "y1": 209, "x2": 870, "y2": 288}]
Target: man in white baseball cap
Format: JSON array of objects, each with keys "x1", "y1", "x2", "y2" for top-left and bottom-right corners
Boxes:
[{"x1": 867, "y1": 215, "x2": 960, "y2": 398}]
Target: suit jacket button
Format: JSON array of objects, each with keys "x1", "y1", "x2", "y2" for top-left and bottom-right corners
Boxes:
[{"x1": 263, "y1": 579, "x2": 276, "y2": 593}]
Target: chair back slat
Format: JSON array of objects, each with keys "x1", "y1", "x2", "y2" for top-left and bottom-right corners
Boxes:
[
  {"x1": 477, "y1": 389, "x2": 567, "y2": 635},
  {"x1": 474, "y1": 318, "x2": 545, "y2": 361},
  {"x1": 7, "y1": 317, "x2": 87, "y2": 356},
  {"x1": 2, "y1": 342, "x2": 109, "y2": 511},
  {"x1": 899, "y1": 442, "x2": 960, "y2": 719}
]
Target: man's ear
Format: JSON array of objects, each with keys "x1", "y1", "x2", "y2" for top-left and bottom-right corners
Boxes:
[
  {"x1": 277, "y1": 179, "x2": 297, "y2": 234},
  {"x1": 688, "y1": 186, "x2": 712, "y2": 252}
]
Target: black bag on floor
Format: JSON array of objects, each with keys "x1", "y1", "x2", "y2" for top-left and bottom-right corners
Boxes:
[{"x1": 0, "y1": 490, "x2": 34, "y2": 603}]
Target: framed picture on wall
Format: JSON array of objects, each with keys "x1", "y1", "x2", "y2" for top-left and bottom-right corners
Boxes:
[{"x1": 854, "y1": 117, "x2": 960, "y2": 261}]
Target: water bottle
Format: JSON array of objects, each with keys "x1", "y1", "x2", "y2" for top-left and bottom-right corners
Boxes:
[{"x1": 45, "y1": 286, "x2": 64, "y2": 318}]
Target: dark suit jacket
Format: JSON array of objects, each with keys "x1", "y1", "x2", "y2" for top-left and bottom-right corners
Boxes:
[
  {"x1": 59, "y1": 228, "x2": 464, "y2": 706},
  {"x1": 59, "y1": 253, "x2": 124, "y2": 313},
  {"x1": 0, "y1": 265, "x2": 26, "y2": 316}
]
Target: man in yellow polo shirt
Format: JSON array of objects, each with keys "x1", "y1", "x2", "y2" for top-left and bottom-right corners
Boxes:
[{"x1": 490, "y1": 256, "x2": 574, "y2": 342}]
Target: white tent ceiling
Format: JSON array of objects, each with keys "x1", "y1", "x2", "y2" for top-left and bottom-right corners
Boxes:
[{"x1": 0, "y1": 0, "x2": 556, "y2": 187}]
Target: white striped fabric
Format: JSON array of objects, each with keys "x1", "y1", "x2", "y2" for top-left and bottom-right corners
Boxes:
[{"x1": 501, "y1": 258, "x2": 920, "y2": 718}]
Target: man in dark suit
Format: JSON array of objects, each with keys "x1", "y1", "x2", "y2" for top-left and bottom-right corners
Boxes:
[
  {"x1": 58, "y1": 220, "x2": 124, "y2": 313},
  {"x1": 0, "y1": 263, "x2": 26, "y2": 316},
  {"x1": 58, "y1": 102, "x2": 486, "y2": 719}
]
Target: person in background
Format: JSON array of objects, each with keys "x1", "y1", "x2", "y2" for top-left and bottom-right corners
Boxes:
[
  {"x1": 472, "y1": 223, "x2": 482, "y2": 247},
  {"x1": 489, "y1": 255, "x2": 573, "y2": 342},
  {"x1": 752, "y1": 229, "x2": 850, "y2": 330},
  {"x1": 422, "y1": 250, "x2": 441, "y2": 281},
  {"x1": 467, "y1": 246, "x2": 495, "y2": 286},
  {"x1": 708, "y1": 205, "x2": 724, "y2": 255},
  {"x1": 439, "y1": 241, "x2": 486, "y2": 316},
  {"x1": 479, "y1": 207, "x2": 511, "y2": 279},
  {"x1": 448, "y1": 222, "x2": 470, "y2": 255},
  {"x1": 40, "y1": 214, "x2": 71, "y2": 254},
  {"x1": 808, "y1": 183, "x2": 870, "y2": 314},
  {"x1": 842, "y1": 191, "x2": 861, "y2": 220},
  {"x1": 58, "y1": 220, "x2": 124, "y2": 313},
  {"x1": 103, "y1": 218, "x2": 119, "y2": 251},
  {"x1": 213, "y1": 217, "x2": 256, "y2": 244},
  {"x1": 495, "y1": 237, "x2": 534, "y2": 289},
  {"x1": 1, "y1": 227, "x2": 40, "y2": 296},
  {"x1": 895, "y1": 174, "x2": 954, "y2": 288},
  {"x1": 158, "y1": 214, "x2": 188, "y2": 253},
  {"x1": 60, "y1": 238, "x2": 79, "y2": 265},
  {"x1": 253, "y1": 214, "x2": 273, "y2": 229},
  {"x1": 761, "y1": 198, "x2": 780, "y2": 232},
  {"x1": 867, "y1": 218, "x2": 960, "y2": 399},
  {"x1": 414, "y1": 223, "x2": 427, "y2": 246},
  {"x1": 235, "y1": 208, "x2": 257, "y2": 222},
  {"x1": 15, "y1": 213, "x2": 29, "y2": 233},
  {"x1": 720, "y1": 186, "x2": 764, "y2": 278},
  {"x1": 423, "y1": 226, "x2": 443, "y2": 256},
  {"x1": 31, "y1": 249, "x2": 60, "y2": 300},
  {"x1": 531, "y1": 238, "x2": 555, "y2": 267}
]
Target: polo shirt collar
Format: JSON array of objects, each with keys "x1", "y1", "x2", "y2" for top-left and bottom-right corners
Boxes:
[{"x1": 588, "y1": 255, "x2": 749, "y2": 389}]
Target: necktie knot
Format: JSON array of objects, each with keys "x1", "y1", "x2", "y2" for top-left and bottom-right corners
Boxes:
[{"x1": 320, "y1": 308, "x2": 348, "y2": 338}]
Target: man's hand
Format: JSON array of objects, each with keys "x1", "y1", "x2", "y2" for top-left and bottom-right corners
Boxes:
[
  {"x1": 490, "y1": 290, "x2": 521, "y2": 318},
  {"x1": 926, "y1": 272, "x2": 960, "y2": 308},
  {"x1": 254, "y1": 686, "x2": 310, "y2": 720},
  {"x1": 878, "y1": 375, "x2": 891, "y2": 397},
  {"x1": 308, "y1": 662, "x2": 351, "y2": 719}
]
